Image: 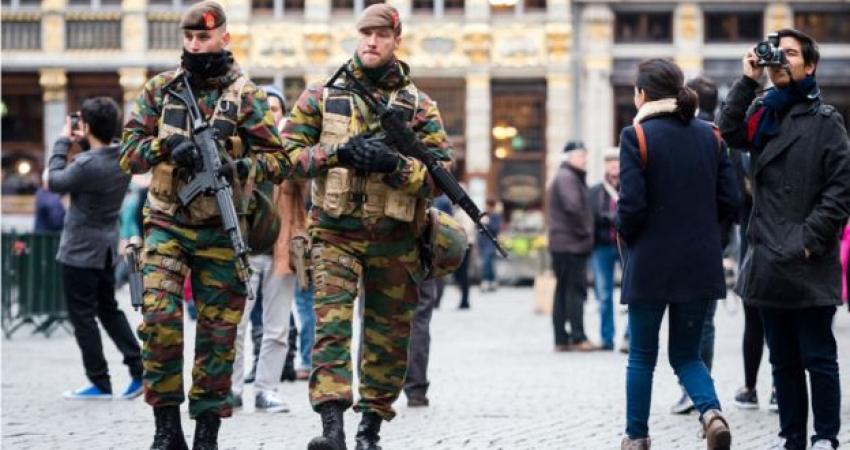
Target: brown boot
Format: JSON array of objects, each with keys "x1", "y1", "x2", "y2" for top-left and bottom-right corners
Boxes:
[
  {"x1": 621, "y1": 437, "x2": 650, "y2": 450},
  {"x1": 700, "y1": 409, "x2": 731, "y2": 450}
]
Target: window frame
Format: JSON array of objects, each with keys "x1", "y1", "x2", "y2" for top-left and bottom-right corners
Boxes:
[{"x1": 613, "y1": 9, "x2": 674, "y2": 43}]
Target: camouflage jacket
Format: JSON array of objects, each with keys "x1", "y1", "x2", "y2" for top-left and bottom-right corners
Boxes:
[
  {"x1": 281, "y1": 57, "x2": 452, "y2": 232},
  {"x1": 120, "y1": 59, "x2": 289, "y2": 186}
]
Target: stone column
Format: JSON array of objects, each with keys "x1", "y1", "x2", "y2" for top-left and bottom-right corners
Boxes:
[
  {"x1": 220, "y1": 0, "x2": 251, "y2": 23},
  {"x1": 545, "y1": 16, "x2": 571, "y2": 185},
  {"x1": 580, "y1": 4, "x2": 613, "y2": 183},
  {"x1": 390, "y1": 0, "x2": 412, "y2": 20},
  {"x1": 40, "y1": 68, "x2": 68, "y2": 161},
  {"x1": 545, "y1": 71, "x2": 570, "y2": 184},
  {"x1": 675, "y1": 3, "x2": 702, "y2": 80},
  {"x1": 122, "y1": 0, "x2": 147, "y2": 56},
  {"x1": 464, "y1": 0, "x2": 489, "y2": 22},
  {"x1": 464, "y1": 71, "x2": 490, "y2": 207},
  {"x1": 765, "y1": 3, "x2": 792, "y2": 32},
  {"x1": 41, "y1": 0, "x2": 65, "y2": 54},
  {"x1": 305, "y1": 0, "x2": 330, "y2": 22},
  {"x1": 119, "y1": 67, "x2": 148, "y2": 119}
]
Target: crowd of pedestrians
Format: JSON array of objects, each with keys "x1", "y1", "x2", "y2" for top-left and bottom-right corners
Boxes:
[{"x1": 545, "y1": 28, "x2": 849, "y2": 450}]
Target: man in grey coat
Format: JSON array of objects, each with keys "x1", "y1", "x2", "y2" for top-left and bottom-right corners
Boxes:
[
  {"x1": 547, "y1": 141, "x2": 596, "y2": 352},
  {"x1": 47, "y1": 97, "x2": 143, "y2": 401}
]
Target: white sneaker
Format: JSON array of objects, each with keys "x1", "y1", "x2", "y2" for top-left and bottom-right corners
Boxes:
[
  {"x1": 811, "y1": 440, "x2": 835, "y2": 450},
  {"x1": 255, "y1": 391, "x2": 289, "y2": 413}
]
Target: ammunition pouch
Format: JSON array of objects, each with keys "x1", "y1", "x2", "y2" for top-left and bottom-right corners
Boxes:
[{"x1": 313, "y1": 167, "x2": 418, "y2": 222}]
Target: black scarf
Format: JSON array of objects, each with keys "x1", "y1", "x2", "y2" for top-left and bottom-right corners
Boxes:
[{"x1": 181, "y1": 49, "x2": 231, "y2": 80}]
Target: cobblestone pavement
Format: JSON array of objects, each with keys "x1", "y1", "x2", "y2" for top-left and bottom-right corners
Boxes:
[{"x1": 3, "y1": 286, "x2": 850, "y2": 450}]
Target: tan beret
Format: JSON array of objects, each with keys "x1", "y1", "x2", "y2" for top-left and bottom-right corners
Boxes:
[
  {"x1": 356, "y1": 3, "x2": 402, "y2": 35},
  {"x1": 180, "y1": 1, "x2": 226, "y2": 31}
]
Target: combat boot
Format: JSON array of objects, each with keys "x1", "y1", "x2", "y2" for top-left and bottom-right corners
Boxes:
[
  {"x1": 150, "y1": 406, "x2": 189, "y2": 450},
  {"x1": 191, "y1": 414, "x2": 221, "y2": 450},
  {"x1": 307, "y1": 401, "x2": 347, "y2": 450},
  {"x1": 354, "y1": 412, "x2": 382, "y2": 450}
]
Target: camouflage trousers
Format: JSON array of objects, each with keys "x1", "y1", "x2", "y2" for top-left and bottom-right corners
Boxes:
[
  {"x1": 309, "y1": 227, "x2": 423, "y2": 421},
  {"x1": 138, "y1": 216, "x2": 247, "y2": 418}
]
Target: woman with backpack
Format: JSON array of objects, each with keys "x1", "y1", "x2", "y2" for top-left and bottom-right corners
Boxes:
[{"x1": 616, "y1": 59, "x2": 741, "y2": 450}]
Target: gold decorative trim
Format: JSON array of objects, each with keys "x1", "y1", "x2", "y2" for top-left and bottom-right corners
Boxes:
[
  {"x1": 64, "y1": 12, "x2": 122, "y2": 21},
  {"x1": 1, "y1": 12, "x2": 42, "y2": 21}
]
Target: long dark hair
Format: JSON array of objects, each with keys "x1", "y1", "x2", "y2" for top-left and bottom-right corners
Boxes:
[{"x1": 636, "y1": 58, "x2": 697, "y2": 122}]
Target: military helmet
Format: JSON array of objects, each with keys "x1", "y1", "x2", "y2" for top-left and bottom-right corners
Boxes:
[
  {"x1": 244, "y1": 187, "x2": 280, "y2": 255},
  {"x1": 423, "y1": 207, "x2": 468, "y2": 280}
]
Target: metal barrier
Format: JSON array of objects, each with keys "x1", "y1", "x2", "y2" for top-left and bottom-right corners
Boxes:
[{"x1": 1, "y1": 232, "x2": 69, "y2": 338}]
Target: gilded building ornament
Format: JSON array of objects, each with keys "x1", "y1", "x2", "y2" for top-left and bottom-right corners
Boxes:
[
  {"x1": 39, "y1": 68, "x2": 67, "y2": 103},
  {"x1": 545, "y1": 23, "x2": 571, "y2": 63},
  {"x1": 304, "y1": 27, "x2": 332, "y2": 64},
  {"x1": 676, "y1": 4, "x2": 698, "y2": 41},
  {"x1": 119, "y1": 67, "x2": 148, "y2": 104},
  {"x1": 462, "y1": 24, "x2": 491, "y2": 65}
]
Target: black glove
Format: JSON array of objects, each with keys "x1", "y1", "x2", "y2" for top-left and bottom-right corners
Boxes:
[
  {"x1": 359, "y1": 138, "x2": 400, "y2": 173},
  {"x1": 337, "y1": 136, "x2": 399, "y2": 173},
  {"x1": 170, "y1": 140, "x2": 199, "y2": 170},
  {"x1": 218, "y1": 157, "x2": 251, "y2": 183}
]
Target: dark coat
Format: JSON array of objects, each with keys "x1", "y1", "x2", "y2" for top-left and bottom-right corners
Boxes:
[
  {"x1": 48, "y1": 138, "x2": 130, "y2": 269},
  {"x1": 547, "y1": 163, "x2": 593, "y2": 255},
  {"x1": 589, "y1": 182, "x2": 617, "y2": 247},
  {"x1": 616, "y1": 114, "x2": 741, "y2": 304},
  {"x1": 718, "y1": 76, "x2": 850, "y2": 309}
]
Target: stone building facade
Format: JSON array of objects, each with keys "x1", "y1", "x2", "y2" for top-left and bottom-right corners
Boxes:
[{"x1": 2, "y1": 0, "x2": 848, "y2": 218}]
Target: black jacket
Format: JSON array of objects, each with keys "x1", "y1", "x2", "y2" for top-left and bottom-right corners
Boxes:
[
  {"x1": 616, "y1": 114, "x2": 740, "y2": 304},
  {"x1": 718, "y1": 76, "x2": 850, "y2": 308},
  {"x1": 589, "y1": 182, "x2": 617, "y2": 247}
]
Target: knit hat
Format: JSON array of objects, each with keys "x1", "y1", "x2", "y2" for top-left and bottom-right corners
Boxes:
[
  {"x1": 260, "y1": 84, "x2": 287, "y2": 113},
  {"x1": 563, "y1": 140, "x2": 586, "y2": 153},
  {"x1": 356, "y1": 3, "x2": 402, "y2": 35},
  {"x1": 180, "y1": 1, "x2": 226, "y2": 30}
]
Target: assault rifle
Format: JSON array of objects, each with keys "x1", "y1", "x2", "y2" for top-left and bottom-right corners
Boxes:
[
  {"x1": 166, "y1": 73, "x2": 253, "y2": 294},
  {"x1": 325, "y1": 65, "x2": 508, "y2": 258}
]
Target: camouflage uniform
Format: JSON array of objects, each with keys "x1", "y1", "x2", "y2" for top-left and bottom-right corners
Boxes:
[
  {"x1": 281, "y1": 57, "x2": 451, "y2": 420},
  {"x1": 120, "y1": 57, "x2": 289, "y2": 418}
]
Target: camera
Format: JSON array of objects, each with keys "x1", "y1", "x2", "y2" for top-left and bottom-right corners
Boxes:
[
  {"x1": 755, "y1": 33, "x2": 784, "y2": 67},
  {"x1": 69, "y1": 112, "x2": 81, "y2": 131}
]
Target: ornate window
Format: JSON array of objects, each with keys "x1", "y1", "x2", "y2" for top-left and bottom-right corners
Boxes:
[
  {"x1": 614, "y1": 11, "x2": 673, "y2": 43},
  {"x1": 1, "y1": 17, "x2": 41, "y2": 50},
  {"x1": 794, "y1": 7, "x2": 850, "y2": 43},
  {"x1": 704, "y1": 11, "x2": 762, "y2": 43}
]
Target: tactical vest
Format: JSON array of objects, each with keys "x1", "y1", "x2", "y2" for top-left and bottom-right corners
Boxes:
[
  {"x1": 314, "y1": 78, "x2": 421, "y2": 223},
  {"x1": 148, "y1": 71, "x2": 249, "y2": 223}
]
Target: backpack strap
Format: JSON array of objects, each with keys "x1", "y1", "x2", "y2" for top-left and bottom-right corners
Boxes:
[
  {"x1": 635, "y1": 122, "x2": 723, "y2": 170},
  {"x1": 634, "y1": 123, "x2": 648, "y2": 169}
]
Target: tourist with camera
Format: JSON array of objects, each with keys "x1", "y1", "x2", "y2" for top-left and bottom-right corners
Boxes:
[
  {"x1": 718, "y1": 29, "x2": 850, "y2": 450},
  {"x1": 47, "y1": 97, "x2": 143, "y2": 401}
]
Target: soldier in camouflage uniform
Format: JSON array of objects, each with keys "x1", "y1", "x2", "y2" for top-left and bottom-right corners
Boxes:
[
  {"x1": 120, "y1": 2, "x2": 289, "y2": 449},
  {"x1": 281, "y1": 4, "x2": 452, "y2": 450}
]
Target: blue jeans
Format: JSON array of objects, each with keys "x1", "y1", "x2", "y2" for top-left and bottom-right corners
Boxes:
[
  {"x1": 480, "y1": 249, "x2": 496, "y2": 282},
  {"x1": 294, "y1": 280, "x2": 315, "y2": 370},
  {"x1": 626, "y1": 300, "x2": 722, "y2": 439},
  {"x1": 592, "y1": 245, "x2": 618, "y2": 347}
]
